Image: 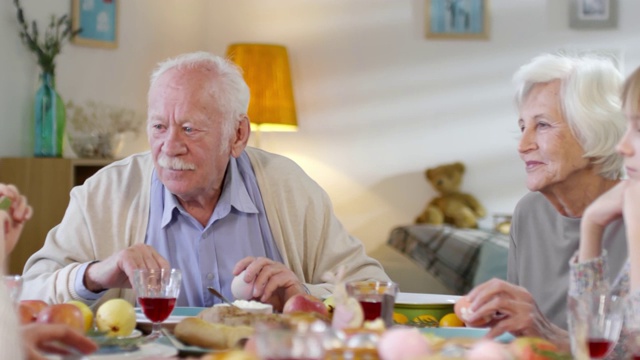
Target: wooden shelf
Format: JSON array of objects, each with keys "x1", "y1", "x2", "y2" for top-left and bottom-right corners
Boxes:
[{"x1": 0, "y1": 157, "x2": 112, "y2": 275}]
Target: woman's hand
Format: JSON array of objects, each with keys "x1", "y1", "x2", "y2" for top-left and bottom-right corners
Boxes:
[
  {"x1": 0, "y1": 183, "x2": 33, "y2": 257},
  {"x1": 464, "y1": 279, "x2": 570, "y2": 352},
  {"x1": 21, "y1": 323, "x2": 97, "y2": 360},
  {"x1": 579, "y1": 181, "x2": 627, "y2": 261},
  {"x1": 623, "y1": 180, "x2": 640, "y2": 293}
]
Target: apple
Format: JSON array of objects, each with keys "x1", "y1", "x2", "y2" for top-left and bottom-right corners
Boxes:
[
  {"x1": 282, "y1": 294, "x2": 329, "y2": 318},
  {"x1": 67, "y1": 300, "x2": 94, "y2": 333},
  {"x1": 36, "y1": 304, "x2": 84, "y2": 332},
  {"x1": 95, "y1": 299, "x2": 136, "y2": 337},
  {"x1": 508, "y1": 337, "x2": 559, "y2": 360},
  {"x1": 19, "y1": 300, "x2": 48, "y2": 324}
]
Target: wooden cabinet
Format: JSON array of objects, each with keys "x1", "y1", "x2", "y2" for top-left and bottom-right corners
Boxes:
[{"x1": 0, "y1": 158, "x2": 112, "y2": 275}]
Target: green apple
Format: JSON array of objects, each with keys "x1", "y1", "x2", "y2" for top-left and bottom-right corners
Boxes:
[{"x1": 95, "y1": 299, "x2": 136, "y2": 337}]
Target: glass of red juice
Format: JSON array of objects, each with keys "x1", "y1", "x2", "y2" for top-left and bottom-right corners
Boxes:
[
  {"x1": 568, "y1": 291, "x2": 623, "y2": 359},
  {"x1": 625, "y1": 296, "x2": 640, "y2": 360},
  {"x1": 133, "y1": 268, "x2": 182, "y2": 339},
  {"x1": 345, "y1": 281, "x2": 398, "y2": 327}
]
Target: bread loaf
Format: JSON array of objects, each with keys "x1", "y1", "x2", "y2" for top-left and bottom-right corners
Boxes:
[{"x1": 174, "y1": 317, "x2": 254, "y2": 350}]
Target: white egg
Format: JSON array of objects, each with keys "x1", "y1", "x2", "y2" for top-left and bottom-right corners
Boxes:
[{"x1": 231, "y1": 270, "x2": 255, "y2": 300}]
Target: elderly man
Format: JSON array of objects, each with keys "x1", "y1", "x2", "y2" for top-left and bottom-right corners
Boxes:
[{"x1": 21, "y1": 52, "x2": 389, "y2": 311}]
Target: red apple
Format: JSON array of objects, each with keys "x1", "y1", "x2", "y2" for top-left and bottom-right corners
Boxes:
[
  {"x1": 282, "y1": 294, "x2": 329, "y2": 317},
  {"x1": 36, "y1": 304, "x2": 84, "y2": 332},
  {"x1": 508, "y1": 337, "x2": 559, "y2": 360},
  {"x1": 18, "y1": 300, "x2": 48, "y2": 324}
]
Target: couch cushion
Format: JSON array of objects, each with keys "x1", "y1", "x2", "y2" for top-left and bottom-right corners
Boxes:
[{"x1": 472, "y1": 235, "x2": 509, "y2": 286}]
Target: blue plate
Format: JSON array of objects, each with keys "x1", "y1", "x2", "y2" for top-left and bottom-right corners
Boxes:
[
  {"x1": 135, "y1": 306, "x2": 207, "y2": 324},
  {"x1": 421, "y1": 327, "x2": 515, "y2": 343},
  {"x1": 157, "y1": 328, "x2": 216, "y2": 355}
]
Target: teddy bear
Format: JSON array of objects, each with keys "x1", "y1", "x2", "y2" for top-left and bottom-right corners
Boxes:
[{"x1": 415, "y1": 161, "x2": 486, "y2": 228}]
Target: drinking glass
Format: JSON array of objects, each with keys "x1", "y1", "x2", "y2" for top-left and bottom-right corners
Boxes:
[
  {"x1": 132, "y1": 268, "x2": 182, "y2": 339},
  {"x1": 345, "y1": 281, "x2": 398, "y2": 327},
  {"x1": 570, "y1": 292, "x2": 624, "y2": 359},
  {"x1": 254, "y1": 320, "x2": 328, "y2": 360},
  {"x1": 3, "y1": 275, "x2": 23, "y2": 306},
  {"x1": 624, "y1": 296, "x2": 640, "y2": 360}
]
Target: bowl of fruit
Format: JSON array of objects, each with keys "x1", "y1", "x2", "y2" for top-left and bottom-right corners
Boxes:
[{"x1": 392, "y1": 293, "x2": 460, "y2": 327}]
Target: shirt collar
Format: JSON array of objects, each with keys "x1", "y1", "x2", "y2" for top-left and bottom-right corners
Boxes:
[{"x1": 158, "y1": 157, "x2": 259, "y2": 228}]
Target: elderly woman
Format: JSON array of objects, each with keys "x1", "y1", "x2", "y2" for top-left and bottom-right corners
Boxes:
[
  {"x1": 460, "y1": 53, "x2": 628, "y2": 351},
  {"x1": 569, "y1": 65, "x2": 640, "y2": 359}
]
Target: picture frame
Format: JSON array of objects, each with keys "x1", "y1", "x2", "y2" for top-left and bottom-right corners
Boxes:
[
  {"x1": 569, "y1": 0, "x2": 617, "y2": 29},
  {"x1": 425, "y1": 0, "x2": 489, "y2": 40},
  {"x1": 71, "y1": 0, "x2": 118, "y2": 49}
]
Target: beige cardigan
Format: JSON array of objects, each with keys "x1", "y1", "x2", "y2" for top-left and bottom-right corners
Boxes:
[{"x1": 21, "y1": 148, "x2": 389, "y2": 307}]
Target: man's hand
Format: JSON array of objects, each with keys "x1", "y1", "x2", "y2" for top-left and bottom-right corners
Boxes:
[
  {"x1": 84, "y1": 244, "x2": 170, "y2": 292},
  {"x1": 21, "y1": 323, "x2": 98, "y2": 360},
  {"x1": 0, "y1": 183, "x2": 33, "y2": 257},
  {"x1": 464, "y1": 279, "x2": 570, "y2": 352},
  {"x1": 233, "y1": 256, "x2": 306, "y2": 312}
]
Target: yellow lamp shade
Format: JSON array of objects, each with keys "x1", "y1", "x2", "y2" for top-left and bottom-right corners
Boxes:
[{"x1": 226, "y1": 43, "x2": 297, "y2": 132}]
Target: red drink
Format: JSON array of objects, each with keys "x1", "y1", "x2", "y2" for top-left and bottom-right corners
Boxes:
[
  {"x1": 139, "y1": 297, "x2": 176, "y2": 323},
  {"x1": 633, "y1": 356, "x2": 640, "y2": 360},
  {"x1": 587, "y1": 338, "x2": 614, "y2": 358},
  {"x1": 359, "y1": 300, "x2": 382, "y2": 321}
]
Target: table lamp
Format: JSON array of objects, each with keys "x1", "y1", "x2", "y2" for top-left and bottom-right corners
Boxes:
[{"x1": 226, "y1": 43, "x2": 297, "y2": 147}]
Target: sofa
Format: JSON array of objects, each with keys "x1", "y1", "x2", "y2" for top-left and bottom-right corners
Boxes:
[{"x1": 374, "y1": 224, "x2": 510, "y2": 295}]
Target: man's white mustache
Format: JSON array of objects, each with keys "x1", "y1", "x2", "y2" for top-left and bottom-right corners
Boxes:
[{"x1": 158, "y1": 155, "x2": 196, "y2": 170}]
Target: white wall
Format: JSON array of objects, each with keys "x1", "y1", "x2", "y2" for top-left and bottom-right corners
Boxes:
[{"x1": 1, "y1": 0, "x2": 639, "y2": 254}]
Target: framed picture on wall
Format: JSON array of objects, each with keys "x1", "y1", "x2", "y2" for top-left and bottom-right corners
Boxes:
[
  {"x1": 71, "y1": 0, "x2": 118, "y2": 49},
  {"x1": 569, "y1": 0, "x2": 618, "y2": 29},
  {"x1": 425, "y1": 0, "x2": 489, "y2": 40}
]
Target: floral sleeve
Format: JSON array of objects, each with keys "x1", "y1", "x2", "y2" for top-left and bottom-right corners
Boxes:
[{"x1": 568, "y1": 250, "x2": 609, "y2": 296}]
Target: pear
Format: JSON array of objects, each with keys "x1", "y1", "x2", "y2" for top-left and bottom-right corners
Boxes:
[{"x1": 96, "y1": 299, "x2": 136, "y2": 337}]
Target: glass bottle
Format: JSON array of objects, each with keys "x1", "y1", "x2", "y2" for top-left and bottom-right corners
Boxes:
[{"x1": 34, "y1": 72, "x2": 65, "y2": 157}]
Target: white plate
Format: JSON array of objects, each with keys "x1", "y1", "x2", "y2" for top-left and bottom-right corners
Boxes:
[
  {"x1": 46, "y1": 342, "x2": 177, "y2": 360},
  {"x1": 395, "y1": 292, "x2": 461, "y2": 305},
  {"x1": 125, "y1": 329, "x2": 142, "y2": 339}
]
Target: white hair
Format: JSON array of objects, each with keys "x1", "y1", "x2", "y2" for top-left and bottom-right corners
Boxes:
[
  {"x1": 513, "y1": 53, "x2": 625, "y2": 180},
  {"x1": 149, "y1": 51, "x2": 250, "y2": 148}
]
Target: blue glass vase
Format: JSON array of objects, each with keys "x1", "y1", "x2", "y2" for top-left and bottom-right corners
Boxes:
[{"x1": 34, "y1": 72, "x2": 65, "y2": 157}]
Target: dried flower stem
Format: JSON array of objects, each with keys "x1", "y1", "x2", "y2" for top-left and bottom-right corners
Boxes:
[{"x1": 13, "y1": 0, "x2": 81, "y2": 74}]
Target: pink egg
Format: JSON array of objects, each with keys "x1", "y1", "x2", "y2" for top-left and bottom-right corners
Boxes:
[
  {"x1": 377, "y1": 327, "x2": 431, "y2": 360},
  {"x1": 466, "y1": 339, "x2": 510, "y2": 360},
  {"x1": 231, "y1": 270, "x2": 255, "y2": 300}
]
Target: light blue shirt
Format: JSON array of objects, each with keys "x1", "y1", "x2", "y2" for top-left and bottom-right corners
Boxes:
[{"x1": 75, "y1": 151, "x2": 283, "y2": 306}]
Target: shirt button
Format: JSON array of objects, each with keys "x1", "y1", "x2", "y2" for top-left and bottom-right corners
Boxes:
[{"x1": 206, "y1": 273, "x2": 214, "y2": 280}]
